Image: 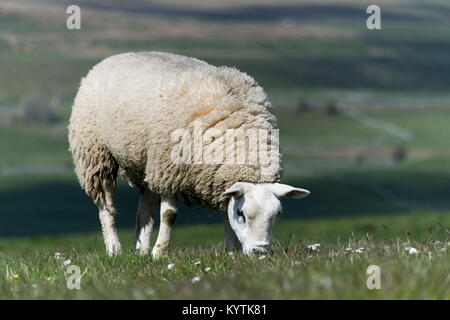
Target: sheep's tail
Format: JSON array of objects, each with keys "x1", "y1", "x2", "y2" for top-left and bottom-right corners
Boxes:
[{"x1": 68, "y1": 126, "x2": 118, "y2": 206}]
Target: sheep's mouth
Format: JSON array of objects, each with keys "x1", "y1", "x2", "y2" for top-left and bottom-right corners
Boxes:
[{"x1": 244, "y1": 244, "x2": 271, "y2": 255}]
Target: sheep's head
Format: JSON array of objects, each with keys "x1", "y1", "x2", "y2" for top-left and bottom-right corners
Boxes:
[{"x1": 221, "y1": 182, "x2": 310, "y2": 255}]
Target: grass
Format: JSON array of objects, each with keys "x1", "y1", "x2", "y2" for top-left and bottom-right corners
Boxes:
[
  {"x1": 0, "y1": 212, "x2": 448, "y2": 299},
  {"x1": 0, "y1": 126, "x2": 71, "y2": 166}
]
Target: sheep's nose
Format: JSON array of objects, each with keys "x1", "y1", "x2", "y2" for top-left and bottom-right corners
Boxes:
[{"x1": 252, "y1": 245, "x2": 270, "y2": 254}]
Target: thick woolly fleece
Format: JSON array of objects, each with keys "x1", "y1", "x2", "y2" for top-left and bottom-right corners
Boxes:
[{"x1": 69, "y1": 52, "x2": 281, "y2": 212}]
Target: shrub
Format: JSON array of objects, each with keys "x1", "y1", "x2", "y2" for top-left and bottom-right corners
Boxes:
[
  {"x1": 392, "y1": 145, "x2": 408, "y2": 163},
  {"x1": 296, "y1": 99, "x2": 311, "y2": 114},
  {"x1": 324, "y1": 101, "x2": 339, "y2": 116},
  {"x1": 11, "y1": 94, "x2": 59, "y2": 125}
]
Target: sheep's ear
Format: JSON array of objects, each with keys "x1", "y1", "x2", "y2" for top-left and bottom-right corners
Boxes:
[
  {"x1": 221, "y1": 182, "x2": 245, "y2": 199},
  {"x1": 265, "y1": 183, "x2": 310, "y2": 199}
]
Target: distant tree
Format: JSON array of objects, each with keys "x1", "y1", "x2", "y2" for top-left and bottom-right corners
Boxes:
[
  {"x1": 13, "y1": 94, "x2": 59, "y2": 125},
  {"x1": 355, "y1": 153, "x2": 366, "y2": 166},
  {"x1": 296, "y1": 99, "x2": 311, "y2": 114},
  {"x1": 325, "y1": 101, "x2": 339, "y2": 116},
  {"x1": 392, "y1": 145, "x2": 407, "y2": 163}
]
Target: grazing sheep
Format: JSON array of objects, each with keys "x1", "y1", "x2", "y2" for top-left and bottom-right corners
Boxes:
[{"x1": 68, "y1": 52, "x2": 310, "y2": 256}]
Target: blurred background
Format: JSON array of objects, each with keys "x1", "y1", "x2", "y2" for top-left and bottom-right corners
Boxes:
[{"x1": 0, "y1": 0, "x2": 449, "y2": 238}]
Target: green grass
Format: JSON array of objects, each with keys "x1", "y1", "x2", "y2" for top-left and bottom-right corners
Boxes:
[
  {"x1": 278, "y1": 107, "x2": 450, "y2": 149},
  {"x1": 0, "y1": 212, "x2": 448, "y2": 299},
  {"x1": 0, "y1": 126, "x2": 71, "y2": 166}
]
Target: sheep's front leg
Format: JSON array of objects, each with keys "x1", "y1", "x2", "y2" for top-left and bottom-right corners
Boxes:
[
  {"x1": 135, "y1": 189, "x2": 160, "y2": 255},
  {"x1": 98, "y1": 180, "x2": 122, "y2": 255},
  {"x1": 221, "y1": 211, "x2": 242, "y2": 252},
  {"x1": 152, "y1": 195, "x2": 177, "y2": 258}
]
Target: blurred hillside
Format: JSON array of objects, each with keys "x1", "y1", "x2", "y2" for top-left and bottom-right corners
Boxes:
[
  {"x1": 0, "y1": 0, "x2": 449, "y2": 236},
  {"x1": 1, "y1": 0, "x2": 450, "y2": 108}
]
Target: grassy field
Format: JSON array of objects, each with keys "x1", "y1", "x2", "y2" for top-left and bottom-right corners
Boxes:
[
  {"x1": 0, "y1": 0, "x2": 449, "y2": 299},
  {"x1": 1, "y1": 212, "x2": 448, "y2": 299}
]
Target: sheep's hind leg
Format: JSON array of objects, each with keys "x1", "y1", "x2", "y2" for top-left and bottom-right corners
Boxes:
[
  {"x1": 135, "y1": 189, "x2": 160, "y2": 255},
  {"x1": 152, "y1": 195, "x2": 178, "y2": 258},
  {"x1": 98, "y1": 179, "x2": 122, "y2": 255},
  {"x1": 221, "y1": 211, "x2": 242, "y2": 252}
]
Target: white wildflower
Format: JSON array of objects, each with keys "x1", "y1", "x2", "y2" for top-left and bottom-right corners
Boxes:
[
  {"x1": 63, "y1": 260, "x2": 71, "y2": 266},
  {"x1": 191, "y1": 276, "x2": 201, "y2": 283},
  {"x1": 308, "y1": 244, "x2": 320, "y2": 251},
  {"x1": 204, "y1": 267, "x2": 211, "y2": 272},
  {"x1": 259, "y1": 255, "x2": 267, "y2": 260},
  {"x1": 167, "y1": 263, "x2": 175, "y2": 270},
  {"x1": 405, "y1": 247, "x2": 418, "y2": 255},
  {"x1": 194, "y1": 261, "x2": 201, "y2": 266}
]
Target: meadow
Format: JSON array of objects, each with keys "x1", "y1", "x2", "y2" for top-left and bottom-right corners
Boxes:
[
  {"x1": 0, "y1": 0, "x2": 449, "y2": 299},
  {"x1": 1, "y1": 212, "x2": 448, "y2": 299}
]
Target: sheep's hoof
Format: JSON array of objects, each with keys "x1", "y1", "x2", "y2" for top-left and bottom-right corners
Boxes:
[
  {"x1": 135, "y1": 241, "x2": 151, "y2": 255},
  {"x1": 136, "y1": 247, "x2": 150, "y2": 256},
  {"x1": 106, "y1": 243, "x2": 122, "y2": 256},
  {"x1": 151, "y1": 244, "x2": 170, "y2": 259}
]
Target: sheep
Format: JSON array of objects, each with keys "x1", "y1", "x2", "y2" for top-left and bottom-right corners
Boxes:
[{"x1": 68, "y1": 51, "x2": 310, "y2": 256}]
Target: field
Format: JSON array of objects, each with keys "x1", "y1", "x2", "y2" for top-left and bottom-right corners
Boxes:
[
  {"x1": 0, "y1": 0, "x2": 449, "y2": 299},
  {"x1": 1, "y1": 212, "x2": 448, "y2": 299}
]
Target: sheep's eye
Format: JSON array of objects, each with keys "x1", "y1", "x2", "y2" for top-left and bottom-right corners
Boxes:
[{"x1": 236, "y1": 209, "x2": 246, "y2": 223}]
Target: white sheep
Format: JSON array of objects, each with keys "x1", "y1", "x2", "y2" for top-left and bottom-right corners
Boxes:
[{"x1": 68, "y1": 52, "x2": 310, "y2": 256}]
